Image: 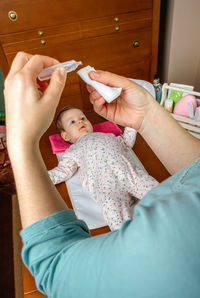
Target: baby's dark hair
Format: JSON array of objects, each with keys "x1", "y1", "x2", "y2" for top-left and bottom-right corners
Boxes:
[{"x1": 56, "y1": 105, "x2": 81, "y2": 132}]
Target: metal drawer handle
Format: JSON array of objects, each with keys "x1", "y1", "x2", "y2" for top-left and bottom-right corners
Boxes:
[
  {"x1": 8, "y1": 11, "x2": 18, "y2": 21},
  {"x1": 38, "y1": 31, "x2": 44, "y2": 36},
  {"x1": 40, "y1": 40, "x2": 46, "y2": 45},
  {"x1": 133, "y1": 40, "x2": 140, "y2": 48}
]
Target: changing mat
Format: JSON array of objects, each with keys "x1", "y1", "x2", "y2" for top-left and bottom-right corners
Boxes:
[
  {"x1": 49, "y1": 121, "x2": 147, "y2": 229},
  {"x1": 48, "y1": 79, "x2": 155, "y2": 228}
]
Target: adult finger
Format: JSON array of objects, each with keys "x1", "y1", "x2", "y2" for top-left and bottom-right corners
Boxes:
[
  {"x1": 8, "y1": 52, "x2": 33, "y2": 76},
  {"x1": 86, "y1": 84, "x2": 96, "y2": 93},
  {"x1": 89, "y1": 89, "x2": 102, "y2": 104},
  {"x1": 23, "y1": 54, "x2": 60, "y2": 80},
  {"x1": 90, "y1": 93, "x2": 106, "y2": 113},
  {"x1": 43, "y1": 67, "x2": 67, "y2": 105},
  {"x1": 93, "y1": 98, "x2": 107, "y2": 119},
  {"x1": 89, "y1": 70, "x2": 131, "y2": 88}
]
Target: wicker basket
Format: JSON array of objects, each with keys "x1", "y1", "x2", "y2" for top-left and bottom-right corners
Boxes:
[{"x1": 160, "y1": 83, "x2": 200, "y2": 139}]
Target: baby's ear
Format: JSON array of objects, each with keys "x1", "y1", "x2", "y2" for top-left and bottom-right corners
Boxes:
[{"x1": 61, "y1": 131, "x2": 70, "y2": 142}]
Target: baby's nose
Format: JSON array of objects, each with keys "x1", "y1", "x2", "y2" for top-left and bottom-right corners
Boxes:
[{"x1": 78, "y1": 119, "x2": 83, "y2": 124}]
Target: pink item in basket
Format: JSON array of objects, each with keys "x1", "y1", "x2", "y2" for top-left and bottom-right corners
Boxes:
[
  {"x1": 0, "y1": 125, "x2": 6, "y2": 135},
  {"x1": 173, "y1": 95, "x2": 197, "y2": 118},
  {"x1": 49, "y1": 121, "x2": 122, "y2": 154}
]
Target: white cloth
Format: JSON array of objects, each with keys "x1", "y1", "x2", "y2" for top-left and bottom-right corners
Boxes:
[{"x1": 129, "y1": 78, "x2": 156, "y2": 98}]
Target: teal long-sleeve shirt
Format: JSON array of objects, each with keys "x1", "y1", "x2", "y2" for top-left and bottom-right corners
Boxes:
[{"x1": 20, "y1": 158, "x2": 200, "y2": 298}]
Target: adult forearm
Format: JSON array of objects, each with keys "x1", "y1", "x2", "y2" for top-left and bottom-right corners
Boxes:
[
  {"x1": 11, "y1": 143, "x2": 68, "y2": 228},
  {"x1": 82, "y1": 69, "x2": 200, "y2": 174},
  {"x1": 139, "y1": 103, "x2": 200, "y2": 174},
  {"x1": 4, "y1": 53, "x2": 68, "y2": 228}
]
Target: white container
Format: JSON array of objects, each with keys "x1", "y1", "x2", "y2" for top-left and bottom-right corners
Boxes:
[{"x1": 164, "y1": 99, "x2": 173, "y2": 112}]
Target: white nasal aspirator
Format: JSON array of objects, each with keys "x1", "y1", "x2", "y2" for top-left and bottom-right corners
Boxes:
[{"x1": 38, "y1": 60, "x2": 82, "y2": 81}]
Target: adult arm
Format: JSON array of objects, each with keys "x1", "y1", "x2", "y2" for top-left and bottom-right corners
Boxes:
[
  {"x1": 4, "y1": 52, "x2": 68, "y2": 228},
  {"x1": 20, "y1": 159, "x2": 200, "y2": 298},
  {"x1": 5, "y1": 52, "x2": 200, "y2": 298},
  {"x1": 88, "y1": 71, "x2": 200, "y2": 174}
]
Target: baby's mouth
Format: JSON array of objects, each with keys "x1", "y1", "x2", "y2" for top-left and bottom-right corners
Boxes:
[{"x1": 80, "y1": 125, "x2": 86, "y2": 130}]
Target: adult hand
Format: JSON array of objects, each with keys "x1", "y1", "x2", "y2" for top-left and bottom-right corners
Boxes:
[
  {"x1": 87, "y1": 71, "x2": 158, "y2": 130},
  {"x1": 4, "y1": 52, "x2": 67, "y2": 157}
]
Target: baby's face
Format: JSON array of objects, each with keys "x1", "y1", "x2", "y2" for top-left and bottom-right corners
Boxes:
[{"x1": 60, "y1": 109, "x2": 93, "y2": 143}]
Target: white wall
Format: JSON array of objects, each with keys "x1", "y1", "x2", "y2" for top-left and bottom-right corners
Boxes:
[{"x1": 162, "y1": 0, "x2": 200, "y2": 91}]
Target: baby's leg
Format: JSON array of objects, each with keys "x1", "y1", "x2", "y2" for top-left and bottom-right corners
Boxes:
[
  {"x1": 94, "y1": 172, "x2": 134, "y2": 230},
  {"x1": 128, "y1": 168, "x2": 159, "y2": 200},
  {"x1": 99, "y1": 192, "x2": 133, "y2": 231}
]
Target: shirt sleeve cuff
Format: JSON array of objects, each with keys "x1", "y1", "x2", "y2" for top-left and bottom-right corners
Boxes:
[{"x1": 20, "y1": 209, "x2": 89, "y2": 243}]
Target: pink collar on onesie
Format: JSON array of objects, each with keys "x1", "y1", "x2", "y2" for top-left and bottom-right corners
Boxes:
[{"x1": 49, "y1": 121, "x2": 122, "y2": 154}]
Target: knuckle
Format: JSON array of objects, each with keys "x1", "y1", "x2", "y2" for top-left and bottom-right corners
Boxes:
[
  {"x1": 16, "y1": 51, "x2": 25, "y2": 58},
  {"x1": 32, "y1": 54, "x2": 41, "y2": 61},
  {"x1": 12, "y1": 71, "x2": 27, "y2": 87},
  {"x1": 15, "y1": 71, "x2": 25, "y2": 81},
  {"x1": 103, "y1": 70, "x2": 109, "y2": 75},
  {"x1": 103, "y1": 70, "x2": 111, "y2": 78}
]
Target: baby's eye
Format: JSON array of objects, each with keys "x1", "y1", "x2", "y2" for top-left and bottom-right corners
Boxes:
[
  {"x1": 81, "y1": 116, "x2": 86, "y2": 120},
  {"x1": 70, "y1": 120, "x2": 75, "y2": 124}
]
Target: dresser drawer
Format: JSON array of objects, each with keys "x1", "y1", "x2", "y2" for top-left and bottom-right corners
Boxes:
[
  {"x1": 4, "y1": 26, "x2": 152, "y2": 107},
  {"x1": 0, "y1": 0, "x2": 152, "y2": 34},
  {"x1": 2, "y1": 9, "x2": 152, "y2": 56},
  {"x1": 4, "y1": 26, "x2": 152, "y2": 64}
]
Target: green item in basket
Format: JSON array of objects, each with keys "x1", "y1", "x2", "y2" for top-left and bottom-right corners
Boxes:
[{"x1": 168, "y1": 89, "x2": 183, "y2": 105}]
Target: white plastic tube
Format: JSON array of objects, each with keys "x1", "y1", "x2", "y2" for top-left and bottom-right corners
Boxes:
[
  {"x1": 38, "y1": 60, "x2": 82, "y2": 81},
  {"x1": 77, "y1": 66, "x2": 122, "y2": 103}
]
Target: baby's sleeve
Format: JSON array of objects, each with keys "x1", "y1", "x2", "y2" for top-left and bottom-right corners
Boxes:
[
  {"x1": 48, "y1": 151, "x2": 78, "y2": 185},
  {"x1": 117, "y1": 127, "x2": 137, "y2": 148}
]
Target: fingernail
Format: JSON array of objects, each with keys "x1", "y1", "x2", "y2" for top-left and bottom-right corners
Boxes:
[
  {"x1": 91, "y1": 71, "x2": 100, "y2": 77},
  {"x1": 57, "y1": 67, "x2": 67, "y2": 77}
]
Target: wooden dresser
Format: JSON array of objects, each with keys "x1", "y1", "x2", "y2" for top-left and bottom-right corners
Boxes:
[
  {"x1": 0, "y1": 1, "x2": 169, "y2": 297},
  {"x1": 0, "y1": 0, "x2": 160, "y2": 118}
]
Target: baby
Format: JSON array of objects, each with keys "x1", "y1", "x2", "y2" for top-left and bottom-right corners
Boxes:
[{"x1": 48, "y1": 106, "x2": 159, "y2": 230}]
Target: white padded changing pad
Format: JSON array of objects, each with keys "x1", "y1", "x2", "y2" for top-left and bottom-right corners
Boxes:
[
  {"x1": 54, "y1": 78, "x2": 155, "y2": 229},
  {"x1": 57, "y1": 149, "x2": 147, "y2": 229}
]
